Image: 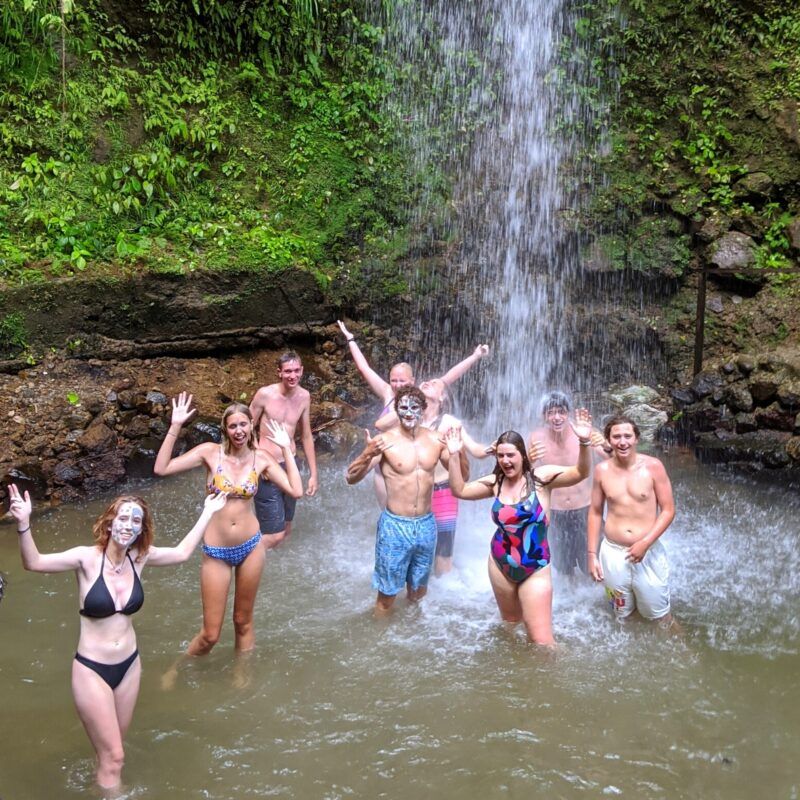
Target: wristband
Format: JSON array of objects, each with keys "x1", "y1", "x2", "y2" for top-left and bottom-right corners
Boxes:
[
  {"x1": 579, "y1": 439, "x2": 591, "y2": 446},
  {"x1": 346, "y1": 337, "x2": 355, "y2": 343},
  {"x1": 17, "y1": 526, "x2": 31, "y2": 535}
]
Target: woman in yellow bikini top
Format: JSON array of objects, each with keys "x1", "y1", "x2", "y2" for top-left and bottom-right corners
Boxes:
[{"x1": 154, "y1": 394, "x2": 303, "y2": 656}]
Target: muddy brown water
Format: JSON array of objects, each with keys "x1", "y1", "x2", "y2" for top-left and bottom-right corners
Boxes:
[{"x1": 1, "y1": 455, "x2": 798, "y2": 799}]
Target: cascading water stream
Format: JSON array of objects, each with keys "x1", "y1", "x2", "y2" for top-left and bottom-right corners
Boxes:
[{"x1": 378, "y1": 0, "x2": 600, "y2": 431}]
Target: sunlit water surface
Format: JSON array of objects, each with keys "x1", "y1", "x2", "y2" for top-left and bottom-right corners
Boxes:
[{"x1": 1, "y1": 458, "x2": 798, "y2": 799}]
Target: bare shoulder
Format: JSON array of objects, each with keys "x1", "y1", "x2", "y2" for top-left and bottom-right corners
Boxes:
[
  {"x1": 439, "y1": 413, "x2": 461, "y2": 430},
  {"x1": 641, "y1": 454, "x2": 669, "y2": 477},
  {"x1": 251, "y1": 384, "x2": 275, "y2": 403},
  {"x1": 529, "y1": 427, "x2": 547, "y2": 442}
]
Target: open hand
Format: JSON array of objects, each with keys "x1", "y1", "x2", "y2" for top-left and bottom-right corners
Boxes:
[
  {"x1": 444, "y1": 427, "x2": 463, "y2": 454},
  {"x1": 264, "y1": 419, "x2": 292, "y2": 450},
  {"x1": 170, "y1": 391, "x2": 196, "y2": 427},
  {"x1": 569, "y1": 408, "x2": 593, "y2": 443},
  {"x1": 204, "y1": 492, "x2": 228, "y2": 514},
  {"x1": 528, "y1": 439, "x2": 546, "y2": 462},
  {"x1": 8, "y1": 483, "x2": 32, "y2": 527}
]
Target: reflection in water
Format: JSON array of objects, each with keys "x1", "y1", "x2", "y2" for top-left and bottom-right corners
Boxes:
[{"x1": 1, "y1": 461, "x2": 799, "y2": 798}]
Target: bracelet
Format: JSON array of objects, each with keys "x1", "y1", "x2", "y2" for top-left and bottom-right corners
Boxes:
[
  {"x1": 17, "y1": 526, "x2": 31, "y2": 535},
  {"x1": 346, "y1": 337, "x2": 354, "y2": 343},
  {"x1": 579, "y1": 439, "x2": 591, "y2": 447}
]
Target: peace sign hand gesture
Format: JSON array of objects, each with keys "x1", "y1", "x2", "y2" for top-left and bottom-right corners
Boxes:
[{"x1": 8, "y1": 483, "x2": 32, "y2": 528}]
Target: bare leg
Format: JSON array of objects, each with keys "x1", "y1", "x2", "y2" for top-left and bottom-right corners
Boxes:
[
  {"x1": 517, "y1": 566, "x2": 555, "y2": 647},
  {"x1": 72, "y1": 656, "x2": 141, "y2": 790},
  {"x1": 374, "y1": 591, "x2": 397, "y2": 617},
  {"x1": 232, "y1": 545, "x2": 266, "y2": 652},
  {"x1": 488, "y1": 557, "x2": 523, "y2": 623},
  {"x1": 406, "y1": 584, "x2": 427, "y2": 603},
  {"x1": 434, "y1": 555, "x2": 453, "y2": 577},
  {"x1": 186, "y1": 555, "x2": 233, "y2": 656}
]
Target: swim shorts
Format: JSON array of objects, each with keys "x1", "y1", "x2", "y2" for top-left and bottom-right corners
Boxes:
[
  {"x1": 599, "y1": 538, "x2": 670, "y2": 621},
  {"x1": 254, "y1": 463, "x2": 297, "y2": 535},
  {"x1": 549, "y1": 506, "x2": 590, "y2": 575},
  {"x1": 431, "y1": 481, "x2": 459, "y2": 558},
  {"x1": 373, "y1": 510, "x2": 436, "y2": 596}
]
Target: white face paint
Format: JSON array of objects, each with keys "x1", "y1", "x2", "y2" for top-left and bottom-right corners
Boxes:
[
  {"x1": 397, "y1": 396, "x2": 423, "y2": 429},
  {"x1": 110, "y1": 502, "x2": 144, "y2": 547}
]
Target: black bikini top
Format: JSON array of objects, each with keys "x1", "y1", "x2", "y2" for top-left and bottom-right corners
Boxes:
[{"x1": 79, "y1": 551, "x2": 144, "y2": 618}]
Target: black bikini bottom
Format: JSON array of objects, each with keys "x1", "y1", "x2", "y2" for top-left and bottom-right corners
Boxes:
[{"x1": 74, "y1": 649, "x2": 139, "y2": 690}]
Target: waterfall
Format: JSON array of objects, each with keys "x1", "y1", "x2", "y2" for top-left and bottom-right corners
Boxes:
[{"x1": 377, "y1": 0, "x2": 614, "y2": 431}]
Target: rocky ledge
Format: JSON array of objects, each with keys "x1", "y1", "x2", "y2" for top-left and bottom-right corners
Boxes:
[{"x1": 663, "y1": 347, "x2": 800, "y2": 470}]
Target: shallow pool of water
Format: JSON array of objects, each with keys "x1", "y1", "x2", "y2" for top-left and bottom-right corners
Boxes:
[{"x1": 1, "y1": 455, "x2": 798, "y2": 799}]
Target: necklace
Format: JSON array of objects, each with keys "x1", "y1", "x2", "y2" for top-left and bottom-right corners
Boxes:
[{"x1": 107, "y1": 553, "x2": 127, "y2": 574}]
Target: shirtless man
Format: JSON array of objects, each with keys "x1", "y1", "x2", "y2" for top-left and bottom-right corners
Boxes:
[
  {"x1": 529, "y1": 391, "x2": 609, "y2": 577},
  {"x1": 376, "y1": 378, "x2": 490, "y2": 576},
  {"x1": 337, "y1": 319, "x2": 488, "y2": 508},
  {"x1": 587, "y1": 416, "x2": 676, "y2": 627},
  {"x1": 346, "y1": 386, "x2": 462, "y2": 615},
  {"x1": 249, "y1": 351, "x2": 318, "y2": 549}
]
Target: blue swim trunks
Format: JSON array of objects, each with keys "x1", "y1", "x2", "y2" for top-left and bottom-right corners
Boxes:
[{"x1": 373, "y1": 510, "x2": 437, "y2": 596}]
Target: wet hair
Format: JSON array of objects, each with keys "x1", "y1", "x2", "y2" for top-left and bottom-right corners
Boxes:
[
  {"x1": 278, "y1": 351, "x2": 302, "y2": 367},
  {"x1": 540, "y1": 390, "x2": 571, "y2": 416},
  {"x1": 492, "y1": 431, "x2": 553, "y2": 494},
  {"x1": 394, "y1": 385, "x2": 427, "y2": 413},
  {"x1": 603, "y1": 415, "x2": 640, "y2": 441},
  {"x1": 389, "y1": 361, "x2": 414, "y2": 380},
  {"x1": 92, "y1": 496, "x2": 154, "y2": 560},
  {"x1": 221, "y1": 402, "x2": 257, "y2": 454}
]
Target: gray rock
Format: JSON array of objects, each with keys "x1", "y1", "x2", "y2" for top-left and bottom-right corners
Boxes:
[
  {"x1": 777, "y1": 380, "x2": 800, "y2": 409},
  {"x1": 735, "y1": 412, "x2": 758, "y2": 433},
  {"x1": 724, "y1": 384, "x2": 754, "y2": 413},
  {"x1": 691, "y1": 370, "x2": 725, "y2": 399},
  {"x1": 608, "y1": 384, "x2": 663, "y2": 407},
  {"x1": 706, "y1": 294, "x2": 724, "y2": 313},
  {"x1": 736, "y1": 354, "x2": 756, "y2": 375},
  {"x1": 734, "y1": 171, "x2": 773, "y2": 198},
  {"x1": 709, "y1": 231, "x2": 756, "y2": 271},
  {"x1": 621, "y1": 403, "x2": 668, "y2": 440}
]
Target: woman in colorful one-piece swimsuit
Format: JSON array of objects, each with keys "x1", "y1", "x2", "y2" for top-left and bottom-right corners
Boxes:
[{"x1": 445, "y1": 410, "x2": 594, "y2": 646}]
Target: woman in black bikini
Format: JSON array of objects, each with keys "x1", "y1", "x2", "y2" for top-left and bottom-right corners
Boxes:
[{"x1": 8, "y1": 482, "x2": 226, "y2": 790}]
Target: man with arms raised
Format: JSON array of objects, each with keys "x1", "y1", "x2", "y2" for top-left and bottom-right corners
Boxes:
[
  {"x1": 530, "y1": 391, "x2": 609, "y2": 578},
  {"x1": 346, "y1": 386, "x2": 463, "y2": 615},
  {"x1": 250, "y1": 351, "x2": 318, "y2": 549},
  {"x1": 587, "y1": 416, "x2": 676, "y2": 628}
]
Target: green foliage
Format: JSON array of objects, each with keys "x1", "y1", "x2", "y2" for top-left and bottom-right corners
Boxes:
[
  {"x1": 0, "y1": 0, "x2": 410, "y2": 289},
  {"x1": 0, "y1": 312, "x2": 28, "y2": 358}
]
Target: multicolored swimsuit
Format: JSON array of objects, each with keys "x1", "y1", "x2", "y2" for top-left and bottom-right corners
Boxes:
[
  {"x1": 207, "y1": 447, "x2": 258, "y2": 498},
  {"x1": 490, "y1": 489, "x2": 550, "y2": 583}
]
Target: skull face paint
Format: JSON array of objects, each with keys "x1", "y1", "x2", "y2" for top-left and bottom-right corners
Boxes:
[
  {"x1": 397, "y1": 396, "x2": 423, "y2": 429},
  {"x1": 110, "y1": 502, "x2": 144, "y2": 547}
]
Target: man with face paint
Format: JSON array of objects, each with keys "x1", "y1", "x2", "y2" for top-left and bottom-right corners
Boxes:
[
  {"x1": 528, "y1": 391, "x2": 610, "y2": 578},
  {"x1": 250, "y1": 351, "x2": 318, "y2": 549},
  {"x1": 346, "y1": 386, "x2": 464, "y2": 614}
]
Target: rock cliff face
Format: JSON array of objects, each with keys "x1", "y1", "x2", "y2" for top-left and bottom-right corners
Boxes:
[{"x1": 664, "y1": 348, "x2": 800, "y2": 471}]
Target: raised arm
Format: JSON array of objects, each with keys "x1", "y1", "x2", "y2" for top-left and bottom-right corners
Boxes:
[
  {"x1": 9, "y1": 484, "x2": 86, "y2": 573},
  {"x1": 535, "y1": 409, "x2": 593, "y2": 489},
  {"x1": 345, "y1": 429, "x2": 383, "y2": 485},
  {"x1": 439, "y1": 344, "x2": 489, "y2": 387},
  {"x1": 459, "y1": 424, "x2": 493, "y2": 459},
  {"x1": 374, "y1": 409, "x2": 399, "y2": 432},
  {"x1": 261, "y1": 420, "x2": 304, "y2": 499},
  {"x1": 338, "y1": 320, "x2": 392, "y2": 402},
  {"x1": 587, "y1": 467, "x2": 605, "y2": 581},
  {"x1": 153, "y1": 392, "x2": 210, "y2": 476},
  {"x1": 627, "y1": 460, "x2": 675, "y2": 563},
  {"x1": 444, "y1": 428, "x2": 494, "y2": 500},
  {"x1": 297, "y1": 399, "x2": 318, "y2": 496},
  {"x1": 146, "y1": 493, "x2": 228, "y2": 567}
]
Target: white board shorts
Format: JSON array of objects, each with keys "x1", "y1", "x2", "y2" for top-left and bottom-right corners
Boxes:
[{"x1": 600, "y1": 538, "x2": 670, "y2": 621}]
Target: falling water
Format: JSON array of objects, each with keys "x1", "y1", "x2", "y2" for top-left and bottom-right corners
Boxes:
[{"x1": 377, "y1": 0, "x2": 618, "y2": 428}]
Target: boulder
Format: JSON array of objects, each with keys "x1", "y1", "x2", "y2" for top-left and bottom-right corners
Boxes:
[
  {"x1": 733, "y1": 171, "x2": 773, "y2": 199},
  {"x1": 748, "y1": 376, "x2": 779, "y2": 406},
  {"x1": 76, "y1": 421, "x2": 116, "y2": 454},
  {"x1": 724, "y1": 384, "x2": 753, "y2": 413},
  {"x1": 777, "y1": 380, "x2": 800, "y2": 409},
  {"x1": 708, "y1": 231, "x2": 756, "y2": 271},
  {"x1": 787, "y1": 437, "x2": 800, "y2": 462},
  {"x1": 621, "y1": 403, "x2": 668, "y2": 440},
  {"x1": 691, "y1": 370, "x2": 725, "y2": 400},
  {"x1": 608, "y1": 384, "x2": 663, "y2": 408},
  {"x1": 754, "y1": 402, "x2": 796, "y2": 432},
  {"x1": 693, "y1": 429, "x2": 791, "y2": 467},
  {"x1": 734, "y1": 412, "x2": 758, "y2": 433},
  {"x1": 787, "y1": 217, "x2": 800, "y2": 252},
  {"x1": 314, "y1": 420, "x2": 365, "y2": 458}
]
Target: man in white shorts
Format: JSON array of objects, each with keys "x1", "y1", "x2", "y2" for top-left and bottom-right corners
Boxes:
[{"x1": 587, "y1": 416, "x2": 676, "y2": 627}]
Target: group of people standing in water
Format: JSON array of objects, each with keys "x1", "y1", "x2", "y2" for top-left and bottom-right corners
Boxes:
[{"x1": 5, "y1": 325, "x2": 676, "y2": 790}]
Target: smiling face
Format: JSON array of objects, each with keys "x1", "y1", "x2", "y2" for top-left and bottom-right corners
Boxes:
[
  {"x1": 225, "y1": 412, "x2": 251, "y2": 449},
  {"x1": 607, "y1": 422, "x2": 639, "y2": 459},
  {"x1": 495, "y1": 443, "x2": 523, "y2": 478},
  {"x1": 396, "y1": 394, "x2": 423, "y2": 429},
  {"x1": 544, "y1": 405, "x2": 569, "y2": 433},
  {"x1": 110, "y1": 501, "x2": 144, "y2": 548},
  {"x1": 389, "y1": 364, "x2": 414, "y2": 394},
  {"x1": 278, "y1": 358, "x2": 303, "y2": 389},
  {"x1": 419, "y1": 378, "x2": 445, "y2": 405}
]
